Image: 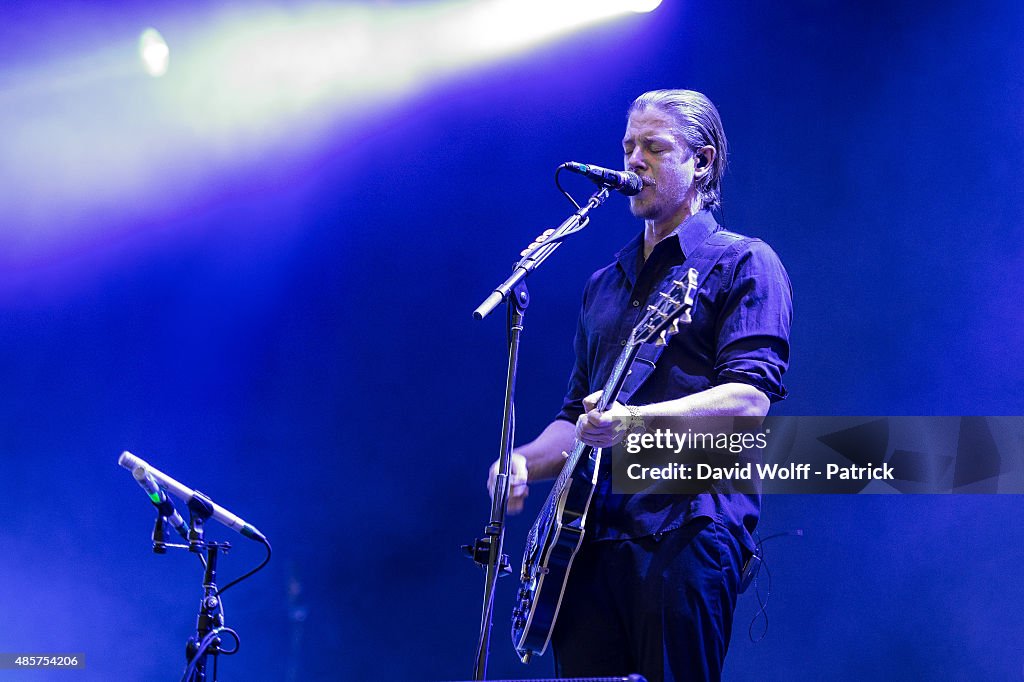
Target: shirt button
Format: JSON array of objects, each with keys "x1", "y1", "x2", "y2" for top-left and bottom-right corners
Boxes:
[
  {"x1": 632, "y1": 300, "x2": 640, "y2": 307},
  {"x1": 620, "y1": 339, "x2": 627, "y2": 346}
]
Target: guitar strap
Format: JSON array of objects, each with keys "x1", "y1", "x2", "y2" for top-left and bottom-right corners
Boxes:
[{"x1": 617, "y1": 229, "x2": 753, "y2": 405}]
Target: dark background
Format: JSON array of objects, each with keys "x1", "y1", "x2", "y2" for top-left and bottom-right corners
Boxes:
[{"x1": 1, "y1": 0, "x2": 1022, "y2": 679}]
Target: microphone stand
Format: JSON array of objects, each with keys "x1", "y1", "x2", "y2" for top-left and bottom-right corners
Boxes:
[
  {"x1": 183, "y1": 493, "x2": 235, "y2": 682},
  {"x1": 465, "y1": 186, "x2": 610, "y2": 680},
  {"x1": 124, "y1": 455, "x2": 268, "y2": 681},
  {"x1": 140, "y1": 493, "x2": 239, "y2": 682}
]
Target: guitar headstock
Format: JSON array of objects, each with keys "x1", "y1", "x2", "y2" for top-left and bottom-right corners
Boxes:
[{"x1": 629, "y1": 268, "x2": 699, "y2": 347}]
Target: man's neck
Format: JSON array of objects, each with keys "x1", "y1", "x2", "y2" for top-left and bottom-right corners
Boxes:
[{"x1": 642, "y1": 199, "x2": 702, "y2": 260}]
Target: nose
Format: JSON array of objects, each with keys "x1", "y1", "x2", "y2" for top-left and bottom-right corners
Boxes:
[{"x1": 626, "y1": 147, "x2": 646, "y2": 171}]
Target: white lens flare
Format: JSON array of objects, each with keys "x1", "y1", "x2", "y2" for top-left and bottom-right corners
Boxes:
[
  {"x1": 139, "y1": 27, "x2": 170, "y2": 77},
  {"x1": 2, "y1": 1, "x2": 664, "y2": 252}
]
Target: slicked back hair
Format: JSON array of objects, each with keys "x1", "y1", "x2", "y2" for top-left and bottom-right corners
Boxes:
[{"x1": 628, "y1": 89, "x2": 728, "y2": 211}]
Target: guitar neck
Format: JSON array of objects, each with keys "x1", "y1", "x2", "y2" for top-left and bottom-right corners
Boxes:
[
  {"x1": 597, "y1": 342, "x2": 640, "y2": 410},
  {"x1": 556, "y1": 341, "x2": 641, "y2": 484},
  {"x1": 545, "y1": 269, "x2": 698, "y2": 506}
]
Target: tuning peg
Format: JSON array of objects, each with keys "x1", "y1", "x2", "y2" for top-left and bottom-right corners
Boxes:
[
  {"x1": 645, "y1": 304, "x2": 667, "y2": 318},
  {"x1": 654, "y1": 319, "x2": 673, "y2": 345},
  {"x1": 658, "y1": 317, "x2": 689, "y2": 346}
]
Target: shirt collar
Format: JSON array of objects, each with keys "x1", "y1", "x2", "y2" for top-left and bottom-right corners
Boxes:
[
  {"x1": 674, "y1": 209, "x2": 722, "y2": 258},
  {"x1": 614, "y1": 210, "x2": 721, "y2": 283}
]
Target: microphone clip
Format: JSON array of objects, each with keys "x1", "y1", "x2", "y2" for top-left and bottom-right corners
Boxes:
[
  {"x1": 188, "y1": 491, "x2": 216, "y2": 553},
  {"x1": 152, "y1": 513, "x2": 170, "y2": 554}
]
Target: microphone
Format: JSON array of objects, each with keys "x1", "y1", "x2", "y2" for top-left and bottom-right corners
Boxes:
[
  {"x1": 132, "y1": 467, "x2": 188, "y2": 541},
  {"x1": 119, "y1": 451, "x2": 267, "y2": 544},
  {"x1": 562, "y1": 162, "x2": 646, "y2": 196}
]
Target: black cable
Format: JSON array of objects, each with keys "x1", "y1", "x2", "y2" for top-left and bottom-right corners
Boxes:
[
  {"x1": 746, "y1": 529, "x2": 803, "y2": 643},
  {"x1": 757, "y1": 530, "x2": 803, "y2": 543},
  {"x1": 516, "y1": 227, "x2": 579, "y2": 264},
  {"x1": 180, "y1": 627, "x2": 240, "y2": 682},
  {"x1": 554, "y1": 166, "x2": 582, "y2": 210},
  {"x1": 216, "y1": 537, "x2": 272, "y2": 596},
  {"x1": 747, "y1": 536, "x2": 771, "y2": 643},
  {"x1": 217, "y1": 628, "x2": 240, "y2": 655},
  {"x1": 717, "y1": 179, "x2": 726, "y2": 228},
  {"x1": 513, "y1": 166, "x2": 603, "y2": 266}
]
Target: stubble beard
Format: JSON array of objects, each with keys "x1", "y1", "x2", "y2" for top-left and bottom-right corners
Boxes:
[{"x1": 629, "y1": 191, "x2": 664, "y2": 222}]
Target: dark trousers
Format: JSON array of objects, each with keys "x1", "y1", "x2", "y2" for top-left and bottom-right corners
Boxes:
[{"x1": 550, "y1": 517, "x2": 744, "y2": 682}]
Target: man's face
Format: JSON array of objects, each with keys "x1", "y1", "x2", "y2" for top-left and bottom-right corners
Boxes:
[{"x1": 622, "y1": 107, "x2": 698, "y2": 225}]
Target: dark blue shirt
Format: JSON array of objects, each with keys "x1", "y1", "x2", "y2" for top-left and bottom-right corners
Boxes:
[{"x1": 555, "y1": 210, "x2": 792, "y2": 551}]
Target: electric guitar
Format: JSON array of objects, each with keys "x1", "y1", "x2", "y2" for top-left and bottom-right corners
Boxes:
[{"x1": 511, "y1": 268, "x2": 699, "y2": 662}]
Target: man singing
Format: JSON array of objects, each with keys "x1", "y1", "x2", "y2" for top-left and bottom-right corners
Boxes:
[{"x1": 488, "y1": 89, "x2": 792, "y2": 681}]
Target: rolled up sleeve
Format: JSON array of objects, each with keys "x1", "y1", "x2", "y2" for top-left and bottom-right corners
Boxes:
[{"x1": 713, "y1": 240, "x2": 792, "y2": 402}]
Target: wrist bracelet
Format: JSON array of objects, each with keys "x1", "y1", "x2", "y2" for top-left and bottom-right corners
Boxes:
[{"x1": 626, "y1": 404, "x2": 645, "y2": 434}]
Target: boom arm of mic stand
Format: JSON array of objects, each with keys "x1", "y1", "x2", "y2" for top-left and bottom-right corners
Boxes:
[{"x1": 473, "y1": 187, "x2": 610, "y2": 320}]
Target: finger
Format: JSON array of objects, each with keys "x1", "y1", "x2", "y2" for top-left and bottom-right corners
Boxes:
[
  {"x1": 587, "y1": 408, "x2": 615, "y2": 428},
  {"x1": 586, "y1": 410, "x2": 624, "y2": 436},
  {"x1": 487, "y1": 461, "x2": 499, "y2": 497},
  {"x1": 578, "y1": 429, "x2": 612, "y2": 450},
  {"x1": 578, "y1": 420, "x2": 620, "y2": 446},
  {"x1": 582, "y1": 390, "x2": 603, "y2": 412},
  {"x1": 490, "y1": 464, "x2": 525, "y2": 499},
  {"x1": 578, "y1": 414, "x2": 607, "y2": 437},
  {"x1": 511, "y1": 462, "x2": 528, "y2": 480}
]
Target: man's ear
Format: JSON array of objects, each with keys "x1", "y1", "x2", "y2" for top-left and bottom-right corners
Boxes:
[{"x1": 693, "y1": 145, "x2": 715, "y2": 179}]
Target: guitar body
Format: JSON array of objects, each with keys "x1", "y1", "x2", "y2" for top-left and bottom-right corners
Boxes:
[
  {"x1": 510, "y1": 267, "x2": 699, "y2": 664},
  {"x1": 512, "y1": 444, "x2": 600, "y2": 661}
]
